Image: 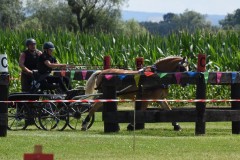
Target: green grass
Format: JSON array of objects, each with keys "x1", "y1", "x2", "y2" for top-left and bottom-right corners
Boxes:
[{"x1": 1, "y1": 112, "x2": 240, "y2": 160}]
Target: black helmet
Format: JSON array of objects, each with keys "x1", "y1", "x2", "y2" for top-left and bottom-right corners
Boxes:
[
  {"x1": 25, "y1": 38, "x2": 36, "y2": 46},
  {"x1": 43, "y1": 42, "x2": 55, "y2": 49}
]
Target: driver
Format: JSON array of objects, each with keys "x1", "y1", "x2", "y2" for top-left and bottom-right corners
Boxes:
[
  {"x1": 37, "y1": 42, "x2": 70, "y2": 93},
  {"x1": 19, "y1": 38, "x2": 42, "y2": 92}
]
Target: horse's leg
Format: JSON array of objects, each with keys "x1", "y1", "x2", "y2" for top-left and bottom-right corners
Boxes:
[
  {"x1": 158, "y1": 100, "x2": 181, "y2": 131},
  {"x1": 154, "y1": 88, "x2": 181, "y2": 131},
  {"x1": 81, "y1": 102, "x2": 103, "y2": 131}
]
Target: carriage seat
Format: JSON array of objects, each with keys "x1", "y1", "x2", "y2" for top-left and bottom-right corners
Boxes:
[
  {"x1": 65, "y1": 88, "x2": 85, "y2": 100},
  {"x1": 30, "y1": 70, "x2": 60, "y2": 93}
]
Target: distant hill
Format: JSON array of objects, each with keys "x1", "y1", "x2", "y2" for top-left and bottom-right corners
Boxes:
[{"x1": 122, "y1": 10, "x2": 225, "y2": 26}]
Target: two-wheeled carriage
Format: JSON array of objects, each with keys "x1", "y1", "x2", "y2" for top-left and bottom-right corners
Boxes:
[{"x1": 7, "y1": 70, "x2": 95, "y2": 131}]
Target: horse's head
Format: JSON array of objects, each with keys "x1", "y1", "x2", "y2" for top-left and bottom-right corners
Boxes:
[
  {"x1": 177, "y1": 57, "x2": 189, "y2": 72},
  {"x1": 139, "y1": 56, "x2": 189, "y2": 73},
  {"x1": 152, "y1": 56, "x2": 189, "y2": 73}
]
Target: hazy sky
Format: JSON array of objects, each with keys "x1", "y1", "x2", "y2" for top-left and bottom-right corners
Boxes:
[{"x1": 122, "y1": 0, "x2": 240, "y2": 15}]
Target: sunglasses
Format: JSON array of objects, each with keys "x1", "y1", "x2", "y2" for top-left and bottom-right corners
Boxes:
[{"x1": 49, "y1": 48, "x2": 55, "y2": 52}]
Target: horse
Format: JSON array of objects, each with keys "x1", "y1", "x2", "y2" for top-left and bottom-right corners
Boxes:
[{"x1": 81, "y1": 56, "x2": 189, "y2": 131}]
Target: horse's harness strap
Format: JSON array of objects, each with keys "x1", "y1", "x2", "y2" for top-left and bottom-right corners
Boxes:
[
  {"x1": 139, "y1": 64, "x2": 158, "y2": 73},
  {"x1": 150, "y1": 64, "x2": 158, "y2": 73}
]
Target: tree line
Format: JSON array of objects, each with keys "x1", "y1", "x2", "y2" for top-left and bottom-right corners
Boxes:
[
  {"x1": 141, "y1": 9, "x2": 240, "y2": 36},
  {"x1": 0, "y1": 0, "x2": 239, "y2": 35}
]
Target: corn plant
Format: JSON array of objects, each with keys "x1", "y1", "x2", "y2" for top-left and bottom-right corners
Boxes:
[{"x1": 1, "y1": 28, "x2": 239, "y2": 106}]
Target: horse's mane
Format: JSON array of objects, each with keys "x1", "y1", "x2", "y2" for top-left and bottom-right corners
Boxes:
[
  {"x1": 154, "y1": 56, "x2": 182, "y2": 64},
  {"x1": 154, "y1": 56, "x2": 184, "y2": 72}
]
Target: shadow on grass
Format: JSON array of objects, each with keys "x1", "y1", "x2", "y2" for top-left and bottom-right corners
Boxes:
[
  {"x1": 8, "y1": 121, "x2": 234, "y2": 138},
  {"x1": 94, "y1": 122, "x2": 234, "y2": 137}
]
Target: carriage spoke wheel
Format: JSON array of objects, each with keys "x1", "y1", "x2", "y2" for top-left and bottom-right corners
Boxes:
[
  {"x1": 8, "y1": 102, "x2": 28, "y2": 130},
  {"x1": 33, "y1": 110, "x2": 43, "y2": 130},
  {"x1": 68, "y1": 103, "x2": 94, "y2": 130},
  {"x1": 38, "y1": 102, "x2": 69, "y2": 131},
  {"x1": 32, "y1": 103, "x2": 46, "y2": 130}
]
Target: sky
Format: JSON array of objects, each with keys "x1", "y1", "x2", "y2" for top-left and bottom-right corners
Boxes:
[{"x1": 122, "y1": 0, "x2": 240, "y2": 15}]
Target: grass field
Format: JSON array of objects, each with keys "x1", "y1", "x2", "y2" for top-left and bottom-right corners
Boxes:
[{"x1": 1, "y1": 112, "x2": 240, "y2": 160}]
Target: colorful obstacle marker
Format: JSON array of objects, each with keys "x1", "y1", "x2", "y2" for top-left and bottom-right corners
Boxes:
[{"x1": 23, "y1": 145, "x2": 54, "y2": 160}]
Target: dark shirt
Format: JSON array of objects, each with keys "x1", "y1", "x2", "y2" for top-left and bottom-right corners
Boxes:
[
  {"x1": 23, "y1": 50, "x2": 40, "y2": 70},
  {"x1": 38, "y1": 52, "x2": 57, "y2": 74}
]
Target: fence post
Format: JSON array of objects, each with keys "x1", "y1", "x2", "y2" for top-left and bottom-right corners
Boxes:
[
  {"x1": 102, "y1": 75, "x2": 120, "y2": 132},
  {"x1": 0, "y1": 54, "x2": 9, "y2": 137},
  {"x1": 195, "y1": 54, "x2": 206, "y2": 135},
  {"x1": 231, "y1": 84, "x2": 240, "y2": 134},
  {"x1": 136, "y1": 57, "x2": 144, "y2": 71},
  {"x1": 134, "y1": 57, "x2": 145, "y2": 129},
  {"x1": 104, "y1": 55, "x2": 111, "y2": 70}
]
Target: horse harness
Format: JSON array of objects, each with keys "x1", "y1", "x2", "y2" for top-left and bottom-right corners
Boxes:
[{"x1": 138, "y1": 57, "x2": 189, "y2": 89}]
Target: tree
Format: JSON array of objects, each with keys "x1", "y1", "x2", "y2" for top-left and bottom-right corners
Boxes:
[
  {"x1": 0, "y1": 0, "x2": 24, "y2": 29},
  {"x1": 23, "y1": 0, "x2": 139, "y2": 34},
  {"x1": 163, "y1": 13, "x2": 177, "y2": 23},
  {"x1": 24, "y1": 0, "x2": 78, "y2": 31},
  {"x1": 120, "y1": 19, "x2": 148, "y2": 36},
  {"x1": 219, "y1": 9, "x2": 240, "y2": 29},
  {"x1": 67, "y1": 0, "x2": 126, "y2": 32},
  {"x1": 178, "y1": 10, "x2": 211, "y2": 32},
  {"x1": 141, "y1": 10, "x2": 212, "y2": 36}
]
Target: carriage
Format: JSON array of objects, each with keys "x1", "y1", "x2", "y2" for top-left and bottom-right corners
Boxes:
[{"x1": 7, "y1": 69, "x2": 95, "y2": 131}]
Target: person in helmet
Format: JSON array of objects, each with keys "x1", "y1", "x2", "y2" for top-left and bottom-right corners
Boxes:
[
  {"x1": 19, "y1": 38, "x2": 42, "y2": 92},
  {"x1": 37, "y1": 42, "x2": 70, "y2": 92}
]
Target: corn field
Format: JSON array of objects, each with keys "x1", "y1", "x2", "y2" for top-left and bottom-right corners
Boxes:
[{"x1": 1, "y1": 28, "x2": 240, "y2": 106}]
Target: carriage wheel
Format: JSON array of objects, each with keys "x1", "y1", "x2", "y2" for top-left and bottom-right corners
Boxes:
[
  {"x1": 38, "y1": 102, "x2": 69, "y2": 131},
  {"x1": 31, "y1": 103, "x2": 45, "y2": 130},
  {"x1": 68, "y1": 103, "x2": 95, "y2": 130},
  {"x1": 33, "y1": 115, "x2": 42, "y2": 130},
  {"x1": 8, "y1": 102, "x2": 28, "y2": 130}
]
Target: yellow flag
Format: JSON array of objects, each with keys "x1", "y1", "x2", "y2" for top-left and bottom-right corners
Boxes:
[{"x1": 134, "y1": 74, "x2": 140, "y2": 87}]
